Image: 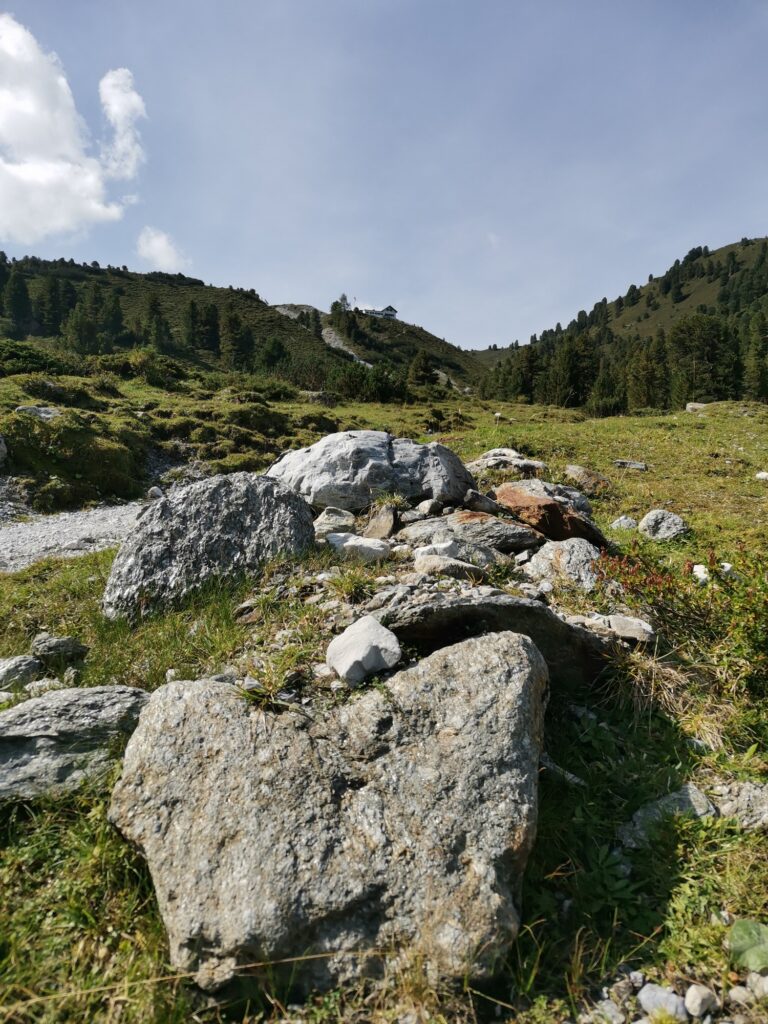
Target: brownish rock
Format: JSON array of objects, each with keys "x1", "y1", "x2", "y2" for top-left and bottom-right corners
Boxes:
[
  {"x1": 363, "y1": 505, "x2": 399, "y2": 539},
  {"x1": 493, "y1": 483, "x2": 607, "y2": 548}
]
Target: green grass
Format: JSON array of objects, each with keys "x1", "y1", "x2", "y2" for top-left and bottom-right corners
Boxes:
[{"x1": 1, "y1": 399, "x2": 767, "y2": 1021}]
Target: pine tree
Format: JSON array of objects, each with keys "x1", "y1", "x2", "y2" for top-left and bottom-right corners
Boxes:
[
  {"x1": 182, "y1": 300, "x2": 200, "y2": 348},
  {"x1": 63, "y1": 303, "x2": 99, "y2": 354},
  {"x1": 42, "y1": 277, "x2": 62, "y2": 335},
  {"x1": 101, "y1": 292, "x2": 124, "y2": 344},
  {"x1": 200, "y1": 303, "x2": 220, "y2": 353},
  {"x1": 4, "y1": 268, "x2": 32, "y2": 337}
]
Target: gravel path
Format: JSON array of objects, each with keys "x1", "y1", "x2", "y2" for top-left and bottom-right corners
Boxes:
[{"x1": 0, "y1": 501, "x2": 142, "y2": 574}]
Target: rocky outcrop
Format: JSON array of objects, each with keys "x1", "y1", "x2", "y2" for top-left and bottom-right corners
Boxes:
[
  {"x1": 373, "y1": 587, "x2": 610, "y2": 686},
  {"x1": 110, "y1": 633, "x2": 548, "y2": 993},
  {"x1": 0, "y1": 686, "x2": 149, "y2": 800},
  {"x1": 266, "y1": 431, "x2": 475, "y2": 511},
  {"x1": 102, "y1": 474, "x2": 314, "y2": 620}
]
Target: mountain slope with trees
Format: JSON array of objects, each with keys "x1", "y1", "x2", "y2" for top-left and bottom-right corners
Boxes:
[{"x1": 481, "y1": 237, "x2": 768, "y2": 412}]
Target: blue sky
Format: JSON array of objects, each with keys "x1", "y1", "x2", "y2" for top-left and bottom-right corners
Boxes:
[{"x1": 2, "y1": 1, "x2": 768, "y2": 348}]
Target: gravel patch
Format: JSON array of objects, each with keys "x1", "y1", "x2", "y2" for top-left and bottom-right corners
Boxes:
[{"x1": 0, "y1": 502, "x2": 141, "y2": 573}]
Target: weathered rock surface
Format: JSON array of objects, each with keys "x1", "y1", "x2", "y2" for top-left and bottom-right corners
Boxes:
[
  {"x1": 610, "y1": 515, "x2": 637, "y2": 530},
  {"x1": 499, "y1": 478, "x2": 593, "y2": 516},
  {"x1": 397, "y1": 510, "x2": 542, "y2": 554},
  {"x1": 0, "y1": 655, "x2": 43, "y2": 688},
  {"x1": 14, "y1": 405, "x2": 61, "y2": 421},
  {"x1": 618, "y1": 783, "x2": 715, "y2": 848},
  {"x1": 638, "y1": 509, "x2": 689, "y2": 540},
  {"x1": 566, "y1": 613, "x2": 655, "y2": 646},
  {"x1": 266, "y1": 431, "x2": 475, "y2": 511},
  {"x1": 326, "y1": 615, "x2": 401, "y2": 685},
  {"x1": 413, "y1": 537, "x2": 508, "y2": 568},
  {"x1": 325, "y1": 532, "x2": 390, "y2": 563},
  {"x1": 413, "y1": 554, "x2": 487, "y2": 582},
  {"x1": 462, "y1": 489, "x2": 503, "y2": 515},
  {"x1": 109, "y1": 634, "x2": 548, "y2": 992},
  {"x1": 709, "y1": 778, "x2": 768, "y2": 832},
  {"x1": 102, "y1": 474, "x2": 314, "y2": 620},
  {"x1": 0, "y1": 686, "x2": 149, "y2": 800},
  {"x1": 374, "y1": 587, "x2": 610, "y2": 686},
  {"x1": 524, "y1": 538, "x2": 602, "y2": 592},
  {"x1": 31, "y1": 632, "x2": 89, "y2": 667},
  {"x1": 564, "y1": 464, "x2": 611, "y2": 496},
  {"x1": 313, "y1": 507, "x2": 356, "y2": 540},
  {"x1": 466, "y1": 448, "x2": 549, "y2": 478},
  {"x1": 494, "y1": 484, "x2": 605, "y2": 547},
  {"x1": 363, "y1": 505, "x2": 399, "y2": 539}
]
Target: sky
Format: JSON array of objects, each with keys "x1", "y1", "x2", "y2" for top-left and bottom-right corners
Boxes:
[{"x1": 2, "y1": 1, "x2": 768, "y2": 349}]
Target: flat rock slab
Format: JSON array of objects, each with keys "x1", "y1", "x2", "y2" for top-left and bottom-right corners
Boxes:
[
  {"x1": 266, "y1": 430, "x2": 475, "y2": 511},
  {"x1": 102, "y1": 474, "x2": 314, "y2": 620},
  {"x1": 397, "y1": 510, "x2": 542, "y2": 553},
  {"x1": 374, "y1": 587, "x2": 610, "y2": 687},
  {"x1": 493, "y1": 484, "x2": 605, "y2": 547},
  {"x1": 110, "y1": 633, "x2": 548, "y2": 993},
  {"x1": 0, "y1": 685, "x2": 149, "y2": 800}
]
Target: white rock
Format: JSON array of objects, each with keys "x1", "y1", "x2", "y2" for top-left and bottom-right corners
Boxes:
[
  {"x1": 638, "y1": 509, "x2": 688, "y2": 541},
  {"x1": 417, "y1": 498, "x2": 443, "y2": 515},
  {"x1": 755, "y1": 471, "x2": 768, "y2": 481},
  {"x1": 466, "y1": 448, "x2": 549, "y2": 478},
  {"x1": 637, "y1": 983, "x2": 687, "y2": 1020},
  {"x1": 326, "y1": 615, "x2": 402, "y2": 685},
  {"x1": 610, "y1": 516, "x2": 638, "y2": 530},
  {"x1": 0, "y1": 690, "x2": 15, "y2": 703},
  {"x1": 692, "y1": 564, "x2": 710, "y2": 584},
  {"x1": 747, "y1": 972, "x2": 768, "y2": 999},
  {"x1": 590, "y1": 998, "x2": 624, "y2": 1023},
  {"x1": 685, "y1": 983, "x2": 718, "y2": 1017},
  {"x1": 727, "y1": 984, "x2": 754, "y2": 1007},
  {"x1": 413, "y1": 554, "x2": 487, "y2": 582},
  {"x1": 147, "y1": 486, "x2": 164, "y2": 500},
  {"x1": 325, "y1": 532, "x2": 390, "y2": 563}
]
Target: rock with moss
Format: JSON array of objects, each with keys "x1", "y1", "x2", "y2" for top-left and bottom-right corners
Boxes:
[
  {"x1": 102, "y1": 473, "x2": 314, "y2": 620},
  {"x1": 0, "y1": 685, "x2": 149, "y2": 800},
  {"x1": 266, "y1": 430, "x2": 475, "y2": 511},
  {"x1": 109, "y1": 632, "x2": 548, "y2": 993}
]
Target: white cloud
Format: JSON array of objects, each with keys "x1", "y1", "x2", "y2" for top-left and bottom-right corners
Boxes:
[
  {"x1": 99, "y1": 68, "x2": 146, "y2": 179},
  {"x1": 137, "y1": 226, "x2": 188, "y2": 272},
  {"x1": 0, "y1": 14, "x2": 145, "y2": 245}
]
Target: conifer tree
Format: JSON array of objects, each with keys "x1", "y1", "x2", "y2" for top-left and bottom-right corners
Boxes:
[{"x1": 3, "y1": 268, "x2": 32, "y2": 337}]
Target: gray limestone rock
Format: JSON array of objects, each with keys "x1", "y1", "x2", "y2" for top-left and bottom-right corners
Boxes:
[
  {"x1": 618, "y1": 783, "x2": 716, "y2": 848},
  {"x1": 0, "y1": 685, "x2": 149, "y2": 800},
  {"x1": 374, "y1": 587, "x2": 610, "y2": 687},
  {"x1": 325, "y1": 614, "x2": 401, "y2": 685},
  {"x1": 397, "y1": 510, "x2": 542, "y2": 554},
  {"x1": 325, "y1": 532, "x2": 390, "y2": 563},
  {"x1": 685, "y1": 983, "x2": 718, "y2": 1017},
  {"x1": 31, "y1": 632, "x2": 89, "y2": 667},
  {"x1": 709, "y1": 779, "x2": 768, "y2": 832},
  {"x1": 610, "y1": 516, "x2": 638, "y2": 530},
  {"x1": 314, "y1": 507, "x2": 356, "y2": 540},
  {"x1": 102, "y1": 473, "x2": 314, "y2": 620},
  {"x1": 109, "y1": 633, "x2": 548, "y2": 993},
  {"x1": 638, "y1": 509, "x2": 689, "y2": 541},
  {"x1": 462, "y1": 489, "x2": 503, "y2": 515},
  {"x1": 524, "y1": 538, "x2": 602, "y2": 592},
  {"x1": 266, "y1": 431, "x2": 475, "y2": 511},
  {"x1": 0, "y1": 655, "x2": 44, "y2": 688},
  {"x1": 13, "y1": 405, "x2": 61, "y2": 421},
  {"x1": 413, "y1": 554, "x2": 487, "y2": 582},
  {"x1": 466, "y1": 448, "x2": 549, "y2": 478}
]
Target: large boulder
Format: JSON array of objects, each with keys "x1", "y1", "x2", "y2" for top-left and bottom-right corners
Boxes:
[
  {"x1": 102, "y1": 474, "x2": 314, "y2": 620},
  {"x1": 266, "y1": 431, "x2": 475, "y2": 511},
  {"x1": 0, "y1": 686, "x2": 149, "y2": 800},
  {"x1": 373, "y1": 587, "x2": 610, "y2": 687},
  {"x1": 110, "y1": 633, "x2": 548, "y2": 992}
]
